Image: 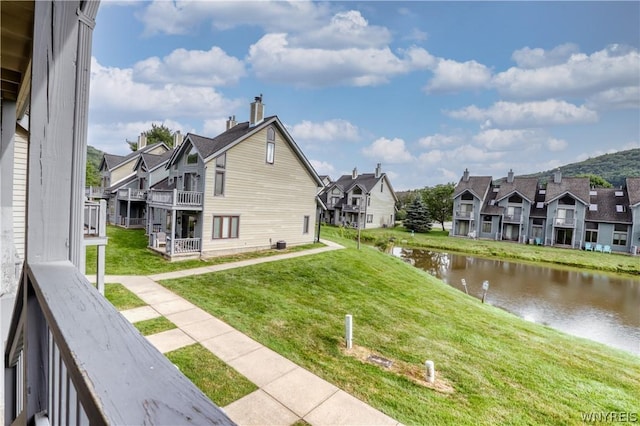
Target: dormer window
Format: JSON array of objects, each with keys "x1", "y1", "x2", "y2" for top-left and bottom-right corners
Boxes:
[{"x1": 266, "y1": 127, "x2": 275, "y2": 164}]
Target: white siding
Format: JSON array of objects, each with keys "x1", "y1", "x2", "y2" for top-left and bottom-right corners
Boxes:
[
  {"x1": 12, "y1": 126, "x2": 28, "y2": 260},
  {"x1": 201, "y1": 126, "x2": 318, "y2": 256}
]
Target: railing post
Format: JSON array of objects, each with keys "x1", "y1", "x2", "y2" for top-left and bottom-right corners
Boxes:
[
  {"x1": 96, "y1": 200, "x2": 106, "y2": 295},
  {"x1": 24, "y1": 281, "x2": 48, "y2": 423},
  {"x1": 173, "y1": 189, "x2": 178, "y2": 208}
]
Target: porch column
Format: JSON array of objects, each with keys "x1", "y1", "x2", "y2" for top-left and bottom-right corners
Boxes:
[
  {"x1": 127, "y1": 191, "x2": 131, "y2": 228},
  {"x1": 170, "y1": 210, "x2": 177, "y2": 255}
]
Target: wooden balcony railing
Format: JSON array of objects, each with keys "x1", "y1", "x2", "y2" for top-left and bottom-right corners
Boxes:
[
  {"x1": 148, "y1": 189, "x2": 203, "y2": 209},
  {"x1": 84, "y1": 200, "x2": 106, "y2": 239},
  {"x1": 554, "y1": 216, "x2": 576, "y2": 227},
  {"x1": 119, "y1": 216, "x2": 146, "y2": 228},
  {"x1": 503, "y1": 213, "x2": 522, "y2": 223},
  {"x1": 117, "y1": 188, "x2": 147, "y2": 201},
  {"x1": 84, "y1": 186, "x2": 107, "y2": 199},
  {"x1": 4, "y1": 261, "x2": 233, "y2": 425},
  {"x1": 166, "y1": 237, "x2": 201, "y2": 255},
  {"x1": 455, "y1": 210, "x2": 474, "y2": 219}
]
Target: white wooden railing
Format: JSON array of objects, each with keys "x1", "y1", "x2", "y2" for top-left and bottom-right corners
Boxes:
[
  {"x1": 117, "y1": 188, "x2": 147, "y2": 200},
  {"x1": 83, "y1": 200, "x2": 105, "y2": 237},
  {"x1": 4, "y1": 262, "x2": 233, "y2": 425},
  {"x1": 166, "y1": 237, "x2": 201, "y2": 255},
  {"x1": 148, "y1": 189, "x2": 203, "y2": 208},
  {"x1": 84, "y1": 186, "x2": 106, "y2": 198}
]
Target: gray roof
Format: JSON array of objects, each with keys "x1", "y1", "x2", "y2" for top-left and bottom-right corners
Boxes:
[
  {"x1": 586, "y1": 188, "x2": 632, "y2": 223},
  {"x1": 454, "y1": 176, "x2": 492, "y2": 200},
  {"x1": 137, "y1": 149, "x2": 174, "y2": 171},
  {"x1": 627, "y1": 177, "x2": 640, "y2": 206},
  {"x1": 102, "y1": 154, "x2": 124, "y2": 170},
  {"x1": 333, "y1": 173, "x2": 382, "y2": 194},
  {"x1": 545, "y1": 176, "x2": 590, "y2": 205},
  {"x1": 101, "y1": 142, "x2": 169, "y2": 171},
  {"x1": 495, "y1": 177, "x2": 539, "y2": 203}
]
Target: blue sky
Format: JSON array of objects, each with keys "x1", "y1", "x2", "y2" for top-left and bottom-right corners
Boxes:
[{"x1": 89, "y1": 1, "x2": 640, "y2": 190}]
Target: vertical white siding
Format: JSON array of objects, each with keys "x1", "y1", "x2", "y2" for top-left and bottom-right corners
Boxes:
[
  {"x1": 201, "y1": 126, "x2": 318, "y2": 256},
  {"x1": 365, "y1": 176, "x2": 396, "y2": 228}
]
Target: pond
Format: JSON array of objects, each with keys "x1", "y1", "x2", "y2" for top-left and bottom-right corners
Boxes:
[{"x1": 392, "y1": 247, "x2": 640, "y2": 355}]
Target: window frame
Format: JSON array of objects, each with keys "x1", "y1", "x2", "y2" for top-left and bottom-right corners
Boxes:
[
  {"x1": 212, "y1": 215, "x2": 239, "y2": 240},
  {"x1": 266, "y1": 141, "x2": 275, "y2": 164},
  {"x1": 303, "y1": 215, "x2": 310, "y2": 234}
]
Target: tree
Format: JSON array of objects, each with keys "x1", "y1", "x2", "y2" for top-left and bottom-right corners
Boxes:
[
  {"x1": 422, "y1": 183, "x2": 454, "y2": 231},
  {"x1": 129, "y1": 123, "x2": 174, "y2": 151},
  {"x1": 85, "y1": 160, "x2": 100, "y2": 186},
  {"x1": 404, "y1": 197, "x2": 432, "y2": 233},
  {"x1": 576, "y1": 173, "x2": 613, "y2": 188}
]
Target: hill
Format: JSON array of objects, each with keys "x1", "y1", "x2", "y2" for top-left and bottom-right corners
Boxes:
[
  {"x1": 87, "y1": 145, "x2": 104, "y2": 170},
  {"x1": 520, "y1": 148, "x2": 640, "y2": 187},
  {"x1": 86, "y1": 145, "x2": 104, "y2": 186}
]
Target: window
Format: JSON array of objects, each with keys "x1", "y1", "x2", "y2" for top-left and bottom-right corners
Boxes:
[
  {"x1": 366, "y1": 214, "x2": 373, "y2": 223},
  {"x1": 303, "y1": 216, "x2": 310, "y2": 234},
  {"x1": 585, "y1": 222, "x2": 598, "y2": 243},
  {"x1": 615, "y1": 191, "x2": 623, "y2": 197},
  {"x1": 380, "y1": 183, "x2": 384, "y2": 192},
  {"x1": 367, "y1": 197, "x2": 371, "y2": 207},
  {"x1": 536, "y1": 202, "x2": 544, "y2": 209},
  {"x1": 187, "y1": 146, "x2": 198, "y2": 164},
  {"x1": 482, "y1": 216, "x2": 492, "y2": 234},
  {"x1": 589, "y1": 204, "x2": 598, "y2": 211},
  {"x1": 212, "y1": 215, "x2": 239, "y2": 239},
  {"x1": 589, "y1": 190, "x2": 597, "y2": 196},
  {"x1": 539, "y1": 189, "x2": 546, "y2": 195},
  {"x1": 266, "y1": 142, "x2": 275, "y2": 164},
  {"x1": 214, "y1": 153, "x2": 225, "y2": 196},
  {"x1": 266, "y1": 127, "x2": 275, "y2": 164},
  {"x1": 613, "y1": 224, "x2": 627, "y2": 246},
  {"x1": 616, "y1": 205, "x2": 625, "y2": 213}
]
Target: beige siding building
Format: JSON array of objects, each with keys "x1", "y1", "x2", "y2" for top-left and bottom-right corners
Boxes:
[{"x1": 147, "y1": 96, "x2": 323, "y2": 259}]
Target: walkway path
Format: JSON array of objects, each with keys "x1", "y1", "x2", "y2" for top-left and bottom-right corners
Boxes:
[{"x1": 104, "y1": 240, "x2": 401, "y2": 426}]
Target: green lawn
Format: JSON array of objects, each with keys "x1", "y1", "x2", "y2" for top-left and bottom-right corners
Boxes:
[
  {"x1": 86, "y1": 225, "x2": 322, "y2": 275},
  {"x1": 159, "y1": 235, "x2": 640, "y2": 425},
  {"x1": 331, "y1": 225, "x2": 640, "y2": 275},
  {"x1": 134, "y1": 317, "x2": 177, "y2": 336},
  {"x1": 104, "y1": 283, "x2": 146, "y2": 310}
]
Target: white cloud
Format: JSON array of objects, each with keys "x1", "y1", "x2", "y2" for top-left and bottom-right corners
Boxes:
[
  {"x1": 425, "y1": 58, "x2": 492, "y2": 93},
  {"x1": 473, "y1": 129, "x2": 534, "y2": 151},
  {"x1": 202, "y1": 118, "x2": 227, "y2": 136},
  {"x1": 586, "y1": 86, "x2": 640, "y2": 110},
  {"x1": 247, "y1": 34, "x2": 433, "y2": 87},
  {"x1": 139, "y1": 0, "x2": 331, "y2": 36},
  {"x1": 418, "y1": 133, "x2": 463, "y2": 148},
  {"x1": 493, "y1": 45, "x2": 640, "y2": 100},
  {"x1": 133, "y1": 47, "x2": 245, "y2": 86},
  {"x1": 447, "y1": 100, "x2": 598, "y2": 128},
  {"x1": 288, "y1": 119, "x2": 361, "y2": 142},
  {"x1": 362, "y1": 137, "x2": 414, "y2": 163},
  {"x1": 547, "y1": 138, "x2": 568, "y2": 152},
  {"x1": 310, "y1": 160, "x2": 336, "y2": 176},
  {"x1": 511, "y1": 43, "x2": 580, "y2": 69},
  {"x1": 90, "y1": 58, "x2": 241, "y2": 120},
  {"x1": 88, "y1": 119, "x2": 185, "y2": 155},
  {"x1": 293, "y1": 10, "x2": 391, "y2": 49}
]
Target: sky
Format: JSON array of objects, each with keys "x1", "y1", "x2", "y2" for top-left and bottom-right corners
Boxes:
[{"x1": 89, "y1": 1, "x2": 640, "y2": 190}]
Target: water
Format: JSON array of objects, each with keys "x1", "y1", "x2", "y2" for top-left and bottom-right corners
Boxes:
[{"x1": 393, "y1": 247, "x2": 640, "y2": 355}]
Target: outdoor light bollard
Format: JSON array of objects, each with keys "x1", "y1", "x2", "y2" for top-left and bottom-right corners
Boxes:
[
  {"x1": 482, "y1": 280, "x2": 490, "y2": 303},
  {"x1": 461, "y1": 278, "x2": 468, "y2": 295},
  {"x1": 345, "y1": 314, "x2": 353, "y2": 350},
  {"x1": 425, "y1": 360, "x2": 435, "y2": 384}
]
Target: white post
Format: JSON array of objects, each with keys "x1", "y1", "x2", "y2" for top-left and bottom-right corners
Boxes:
[
  {"x1": 482, "y1": 280, "x2": 489, "y2": 303},
  {"x1": 345, "y1": 314, "x2": 353, "y2": 349},
  {"x1": 425, "y1": 360, "x2": 435, "y2": 384},
  {"x1": 461, "y1": 278, "x2": 468, "y2": 294}
]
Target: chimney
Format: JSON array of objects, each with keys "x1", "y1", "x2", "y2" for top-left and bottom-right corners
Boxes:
[
  {"x1": 226, "y1": 115, "x2": 237, "y2": 130},
  {"x1": 463, "y1": 168, "x2": 470, "y2": 182},
  {"x1": 352, "y1": 167, "x2": 358, "y2": 179},
  {"x1": 173, "y1": 131, "x2": 183, "y2": 147},
  {"x1": 553, "y1": 169, "x2": 562, "y2": 184},
  {"x1": 507, "y1": 169, "x2": 514, "y2": 183},
  {"x1": 249, "y1": 94, "x2": 264, "y2": 127},
  {"x1": 375, "y1": 163, "x2": 381, "y2": 179},
  {"x1": 138, "y1": 133, "x2": 147, "y2": 150}
]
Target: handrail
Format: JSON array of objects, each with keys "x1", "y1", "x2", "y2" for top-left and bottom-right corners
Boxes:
[
  {"x1": 4, "y1": 261, "x2": 233, "y2": 425},
  {"x1": 148, "y1": 190, "x2": 203, "y2": 207}
]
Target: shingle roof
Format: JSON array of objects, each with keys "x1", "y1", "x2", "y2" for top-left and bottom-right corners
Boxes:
[
  {"x1": 187, "y1": 116, "x2": 277, "y2": 160},
  {"x1": 545, "y1": 176, "x2": 590, "y2": 205},
  {"x1": 454, "y1": 176, "x2": 492, "y2": 200},
  {"x1": 102, "y1": 142, "x2": 168, "y2": 170},
  {"x1": 150, "y1": 176, "x2": 175, "y2": 190},
  {"x1": 626, "y1": 177, "x2": 640, "y2": 206},
  {"x1": 140, "y1": 148, "x2": 174, "y2": 171},
  {"x1": 586, "y1": 188, "x2": 632, "y2": 223},
  {"x1": 333, "y1": 173, "x2": 382, "y2": 194},
  {"x1": 495, "y1": 177, "x2": 539, "y2": 203},
  {"x1": 103, "y1": 154, "x2": 124, "y2": 170}
]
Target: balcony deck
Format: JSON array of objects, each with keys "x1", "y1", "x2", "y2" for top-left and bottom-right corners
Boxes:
[
  {"x1": 148, "y1": 189, "x2": 203, "y2": 210},
  {"x1": 117, "y1": 188, "x2": 147, "y2": 201}
]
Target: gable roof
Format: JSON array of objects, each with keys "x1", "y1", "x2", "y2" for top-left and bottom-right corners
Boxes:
[
  {"x1": 495, "y1": 177, "x2": 539, "y2": 203},
  {"x1": 169, "y1": 116, "x2": 322, "y2": 187},
  {"x1": 586, "y1": 188, "x2": 632, "y2": 223},
  {"x1": 454, "y1": 176, "x2": 492, "y2": 200},
  {"x1": 330, "y1": 172, "x2": 398, "y2": 202},
  {"x1": 100, "y1": 142, "x2": 169, "y2": 172},
  {"x1": 134, "y1": 149, "x2": 174, "y2": 173},
  {"x1": 626, "y1": 177, "x2": 640, "y2": 206},
  {"x1": 101, "y1": 154, "x2": 125, "y2": 171},
  {"x1": 545, "y1": 176, "x2": 590, "y2": 205}
]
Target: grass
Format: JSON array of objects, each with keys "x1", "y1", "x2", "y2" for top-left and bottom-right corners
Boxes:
[
  {"x1": 86, "y1": 225, "x2": 322, "y2": 275},
  {"x1": 159, "y1": 233, "x2": 640, "y2": 425},
  {"x1": 104, "y1": 283, "x2": 146, "y2": 310},
  {"x1": 134, "y1": 316, "x2": 177, "y2": 336},
  {"x1": 329, "y1": 225, "x2": 640, "y2": 276},
  {"x1": 166, "y1": 344, "x2": 258, "y2": 407}
]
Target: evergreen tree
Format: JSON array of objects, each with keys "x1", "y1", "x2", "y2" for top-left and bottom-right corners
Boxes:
[{"x1": 404, "y1": 197, "x2": 432, "y2": 233}]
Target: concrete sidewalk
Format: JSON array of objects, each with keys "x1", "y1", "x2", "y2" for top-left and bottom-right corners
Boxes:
[{"x1": 110, "y1": 240, "x2": 402, "y2": 426}]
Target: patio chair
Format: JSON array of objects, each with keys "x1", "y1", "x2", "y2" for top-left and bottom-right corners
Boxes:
[
  {"x1": 603, "y1": 245, "x2": 612, "y2": 254},
  {"x1": 584, "y1": 242, "x2": 593, "y2": 251},
  {"x1": 595, "y1": 244, "x2": 603, "y2": 252},
  {"x1": 156, "y1": 231, "x2": 167, "y2": 248},
  {"x1": 535, "y1": 238, "x2": 542, "y2": 246}
]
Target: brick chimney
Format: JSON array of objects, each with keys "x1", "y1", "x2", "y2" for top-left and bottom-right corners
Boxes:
[
  {"x1": 249, "y1": 95, "x2": 264, "y2": 127},
  {"x1": 226, "y1": 115, "x2": 237, "y2": 130},
  {"x1": 375, "y1": 163, "x2": 381, "y2": 178},
  {"x1": 507, "y1": 169, "x2": 514, "y2": 183}
]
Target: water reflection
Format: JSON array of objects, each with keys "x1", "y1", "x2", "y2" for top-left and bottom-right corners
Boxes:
[{"x1": 393, "y1": 247, "x2": 640, "y2": 355}]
